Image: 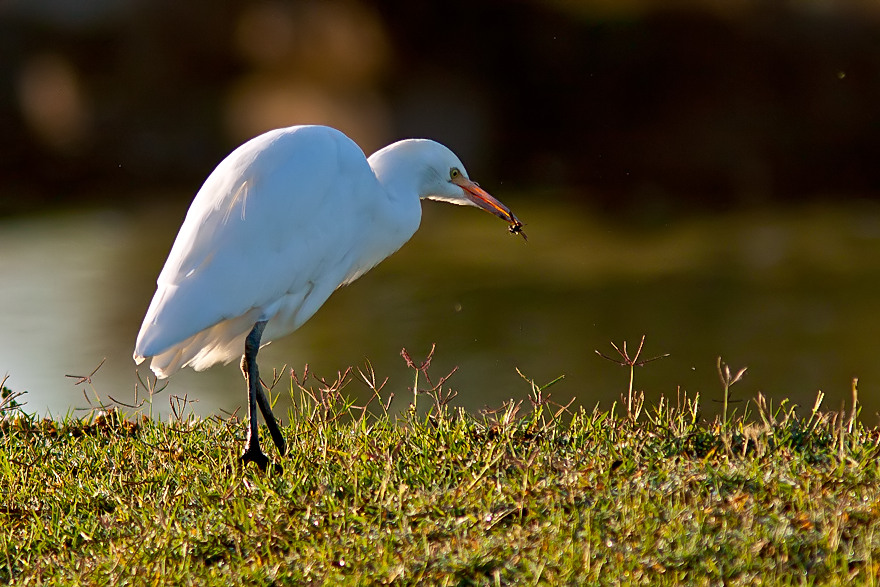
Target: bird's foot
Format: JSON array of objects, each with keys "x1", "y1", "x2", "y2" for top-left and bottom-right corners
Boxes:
[{"x1": 240, "y1": 446, "x2": 282, "y2": 473}]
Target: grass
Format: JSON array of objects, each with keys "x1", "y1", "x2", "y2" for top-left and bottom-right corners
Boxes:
[{"x1": 2, "y1": 348, "x2": 880, "y2": 586}]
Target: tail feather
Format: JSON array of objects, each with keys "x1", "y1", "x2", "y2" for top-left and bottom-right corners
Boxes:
[{"x1": 137, "y1": 309, "x2": 262, "y2": 378}]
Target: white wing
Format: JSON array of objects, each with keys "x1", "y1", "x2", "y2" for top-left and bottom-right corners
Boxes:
[{"x1": 134, "y1": 125, "x2": 405, "y2": 377}]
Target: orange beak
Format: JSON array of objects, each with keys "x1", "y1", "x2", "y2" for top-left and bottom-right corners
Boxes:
[
  {"x1": 452, "y1": 175, "x2": 526, "y2": 241},
  {"x1": 453, "y1": 175, "x2": 521, "y2": 221}
]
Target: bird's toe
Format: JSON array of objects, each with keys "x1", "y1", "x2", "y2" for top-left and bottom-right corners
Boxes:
[{"x1": 240, "y1": 446, "x2": 271, "y2": 471}]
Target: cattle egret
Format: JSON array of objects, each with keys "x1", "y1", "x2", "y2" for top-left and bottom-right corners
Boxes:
[{"x1": 134, "y1": 125, "x2": 524, "y2": 470}]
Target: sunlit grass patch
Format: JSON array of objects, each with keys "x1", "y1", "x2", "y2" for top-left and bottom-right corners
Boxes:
[{"x1": 2, "y1": 348, "x2": 879, "y2": 585}]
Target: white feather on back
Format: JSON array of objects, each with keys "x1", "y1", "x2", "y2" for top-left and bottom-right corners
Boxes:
[{"x1": 134, "y1": 125, "x2": 420, "y2": 377}]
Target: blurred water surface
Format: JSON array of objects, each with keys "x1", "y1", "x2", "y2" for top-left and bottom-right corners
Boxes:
[{"x1": 2, "y1": 196, "x2": 880, "y2": 421}]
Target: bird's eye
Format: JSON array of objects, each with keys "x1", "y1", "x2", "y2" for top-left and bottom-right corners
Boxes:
[{"x1": 449, "y1": 168, "x2": 461, "y2": 180}]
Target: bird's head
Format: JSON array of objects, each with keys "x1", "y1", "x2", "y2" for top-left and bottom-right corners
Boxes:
[{"x1": 371, "y1": 139, "x2": 523, "y2": 233}]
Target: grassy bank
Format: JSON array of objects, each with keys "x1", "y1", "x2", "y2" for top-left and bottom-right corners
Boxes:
[{"x1": 1, "y1": 359, "x2": 879, "y2": 586}]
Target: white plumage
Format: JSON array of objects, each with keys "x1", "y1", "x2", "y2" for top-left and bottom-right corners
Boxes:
[{"x1": 133, "y1": 124, "x2": 522, "y2": 468}]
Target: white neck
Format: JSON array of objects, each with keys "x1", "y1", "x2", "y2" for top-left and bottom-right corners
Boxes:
[
  {"x1": 368, "y1": 139, "x2": 436, "y2": 202},
  {"x1": 363, "y1": 140, "x2": 427, "y2": 257}
]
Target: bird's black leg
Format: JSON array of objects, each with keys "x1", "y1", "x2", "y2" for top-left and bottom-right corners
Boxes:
[
  {"x1": 245, "y1": 322, "x2": 287, "y2": 455},
  {"x1": 255, "y1": 378, "x2": 287, "y2": 456},
  {"x1": 239, "y1": 320, "x2": 285, "y2": 470}
]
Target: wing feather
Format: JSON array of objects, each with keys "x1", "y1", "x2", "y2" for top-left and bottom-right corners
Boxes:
[{"x1": 134, "y1": 125, "x2": 382, "y2": 375}]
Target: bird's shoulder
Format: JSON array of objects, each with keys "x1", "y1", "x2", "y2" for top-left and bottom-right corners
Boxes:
[
  {"x1": 215, "y1": 125, "x2": 373, "y2": 195},
  {"x1": 178, "y1": 126, "x2": 374, "y2": 226},
  {"x1": 156, "y1": 126, "x2": 381, "y2": 288}
]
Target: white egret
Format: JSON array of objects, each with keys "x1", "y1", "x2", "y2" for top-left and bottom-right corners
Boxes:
[{"x1": 134, "y1": 125, "x2": 524, "y2": 470}]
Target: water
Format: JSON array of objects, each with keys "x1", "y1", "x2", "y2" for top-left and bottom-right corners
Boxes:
[{"x1": 2, "y1": 197, "x2": 880, "y2": 421}]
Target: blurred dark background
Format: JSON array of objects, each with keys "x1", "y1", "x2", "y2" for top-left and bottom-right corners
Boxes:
[
  {"x1": 4, "y1": 0, "x2": 880, "y2": 419},
  {"x1": 3, "y1": 0, "x2": 879, "y2": 215}
]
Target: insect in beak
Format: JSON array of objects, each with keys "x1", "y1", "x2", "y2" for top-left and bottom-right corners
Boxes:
[{"x1": 453, "y1": 175, "x2": 527, "y2": 241}]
